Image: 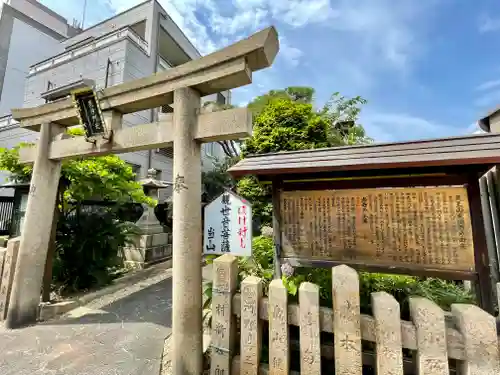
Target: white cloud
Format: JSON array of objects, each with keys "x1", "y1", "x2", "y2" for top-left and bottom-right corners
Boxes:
[
  {"x1": 40, "y1": 0, "x2": 447, "y2": 141},
  {"x1": 476, "y1": 79, "x2": 500, "y2": 91},
  {"x1": 327, "y1": 0, "x2": 427, "y2": 72},
  {"x1": 474, "y1": 89, "x2": 500, "y2": 108},
  {"x1": 279, "y1": 36, "x2": 303, "y2": 67},
  {"x1": 466, "y1": 122, "x2": 485, "y2": 135},
  {"x1": 361, "y1": 112, "x2": 464, "y2": 142},
  {"x1": 268, "y1": 0, "x2": 338, "y2": 27},
  {"x1": 479, "y1": 14, "x2": 500, "y2": 33},
  {"x1": 209, "y1": 7, "x2": 268, "y2": 36}
]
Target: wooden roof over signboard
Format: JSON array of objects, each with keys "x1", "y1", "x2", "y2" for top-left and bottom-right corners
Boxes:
[{"x1": 228, "y1": 132, "x2": 500, "y2": 179}]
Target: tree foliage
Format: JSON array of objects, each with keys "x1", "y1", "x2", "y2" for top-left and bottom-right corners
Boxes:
[
  {"x1": 0, "y1": 127, "x2": 153, "y2": 294},
  {"x1": 201, "y1": 157, "x2": 238, "y2": 202},
  {"x1": 0, "y1": 126, "x2": 154, "y2": 207},
  {"x1": 236, "y1": 86, "x2": 372, "y2": 225},
  {"x1": 247, "y1": 86, "x2": 315, "y2": 115}
]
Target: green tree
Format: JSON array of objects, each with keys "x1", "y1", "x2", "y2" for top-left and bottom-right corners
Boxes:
[
  {"x1": 237, "y1": 87, "x2": 371, "y2": 225},
  {"x1": 202, "y1": 157, "x2": 238, "y2": 202},
  {"x1": 0, "y1": 126, "x2": 154, "y2": 206},
  {"x1": 0, "y1": 127, "x2": 153, "y2": 295}
]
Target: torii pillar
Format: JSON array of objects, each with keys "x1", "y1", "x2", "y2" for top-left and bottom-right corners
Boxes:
[
  {"x1": 171, "y1": 86, "x2": 203, "y2": 375},
  {"x1": 6, "y1": 26, "x2": 279, "y2": 375}
]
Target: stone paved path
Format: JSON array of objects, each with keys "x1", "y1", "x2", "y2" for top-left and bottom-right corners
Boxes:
[{"x1": 0, "y1": 267, "x2": 174, "y2": 375}]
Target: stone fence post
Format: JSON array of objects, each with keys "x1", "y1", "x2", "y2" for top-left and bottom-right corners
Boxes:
[
  {"x1": 211, "y1": 254, "x2": 238, "y2": 375},
  {"x1": 0, "y1": 238, "x2": 20, "y2": 320}
]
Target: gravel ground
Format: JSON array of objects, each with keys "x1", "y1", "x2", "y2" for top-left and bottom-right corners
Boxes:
[
  {"x1": 161, "y1": 264, "x2": 213, "y2": 375},
  {"x1": 0, "y1": 262, "x2": 212, "y2": 375},
  {"x1": 0, "y1": 264, "x2": 174, "y2": 375}
]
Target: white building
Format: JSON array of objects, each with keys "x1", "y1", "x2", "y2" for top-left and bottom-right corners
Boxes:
[
  {"x1": 0, "y1": 0, "x2": 81, "y2": 117},
  {"x1": 0, "y1": 0, "x2": 228, "y2": 198}
]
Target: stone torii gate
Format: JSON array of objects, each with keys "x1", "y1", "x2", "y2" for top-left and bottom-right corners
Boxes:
[{"x1": 7, "y1": 26, "x2": 279, "y2": 375}]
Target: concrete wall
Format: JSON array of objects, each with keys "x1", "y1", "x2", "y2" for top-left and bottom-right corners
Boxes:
[
  {"x1": 0, "y1": 39, "x2": 128, "y2": 195},
  {"x1": 0, "y1": 3, "x2": 14, "y2": 109},
  {"x1": 63, "y1": 1, "x2": 152, "y2": 51},
  {"x1": 0, "y1": 17, "x2": 62, "y2": 116},
  {"x1": 156, "y1": 2, "x2": 200, "y2": 61},
  {"x1": 23, "y1": 39, "x2": 127, "y2": 108},
  {"x1": 0, "y1": 0, "x2": 72, "y2": 116},
  {"x1": 0, "y1": 1, "x2": 232, "y2": 197},
  {"x1": 7, "y1": 0, "x2": 71, "y2": 37}
]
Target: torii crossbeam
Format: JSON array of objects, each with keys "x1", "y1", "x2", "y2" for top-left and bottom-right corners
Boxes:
[{"x1": 7, "y1": 26, "x2": 279, "y2": 375}]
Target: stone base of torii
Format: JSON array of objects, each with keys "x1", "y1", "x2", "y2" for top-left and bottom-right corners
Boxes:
[{"x1": 6, "y1": 26, "x2": 279, "y2": 375}]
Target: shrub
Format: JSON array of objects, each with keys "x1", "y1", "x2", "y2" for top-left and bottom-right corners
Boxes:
[
  {"x1": 53, "y1": 208, "x2": 140, "y2": 294},
  {"x1": 238, "y1": 236, "x2": 275, "y2": 293},
  {"x1": 210, "y1": 235, "x2": 476, "y2": 319}
]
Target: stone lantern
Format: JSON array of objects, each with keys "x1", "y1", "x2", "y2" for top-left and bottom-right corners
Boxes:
[{"x1": 122, "y1": 168, "x2": 173, "y2": 269}]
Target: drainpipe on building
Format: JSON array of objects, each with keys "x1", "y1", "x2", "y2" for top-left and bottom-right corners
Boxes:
[{"x1": 148, "y1": 16, "x2": 163, "y2": 175}]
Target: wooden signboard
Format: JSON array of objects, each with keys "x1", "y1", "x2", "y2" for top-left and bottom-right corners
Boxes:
[
  {"x1": 71, "y1": 88, "x2": 107, "y2": 141},
  {"x1": 280, "y1": 187, "x2": 475, "y2": 272}
]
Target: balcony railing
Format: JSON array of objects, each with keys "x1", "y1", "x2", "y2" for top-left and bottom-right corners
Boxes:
[
  {"x1": 29, "y1": 27, "x2": 149, "y2": 75},
  {"x1": 0, "y1": 115, "x2": 19, "y2": 129}
]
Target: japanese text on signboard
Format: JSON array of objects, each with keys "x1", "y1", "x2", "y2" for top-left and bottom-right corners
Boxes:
[{"x1": 203, "y1": 191, "x2": 252, "y2": 256}]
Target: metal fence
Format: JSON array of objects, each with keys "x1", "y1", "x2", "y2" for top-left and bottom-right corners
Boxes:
[
  {"x1": 0, "y1": 197, "x2": 14, "y2": 236},
  {"x1": 480, "y1": 167, "x2": 500, "y2": 312}
]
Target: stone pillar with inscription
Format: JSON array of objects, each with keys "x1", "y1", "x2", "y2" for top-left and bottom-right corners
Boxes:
[
  {"x1": 240, "y1": 276, "x2": 263, "y2": 375},
  {"x1": 211, "y1": 254, "x2": 238, "y2": 375},
  {"x1": 409, "y1": 297, "x2": 449, "y2": 375},
  {"x1": 268, "y1": 279, "x2": 289, "y2": 374},
  {"x1": 122, "y1": 168, "x2": 172, "y2": 269},
  {"x1": 332, "y1": 265, "x2": 362, "y2": 374},
  {"x1": 451, "y1": 304, "x2": 500, "y2": 374},
  {"x1": 371, "y1": 292, "x2": 403, "y2": 374},
  {"x1": 0, "y1": 238, "x2": 20, "y2": 320},
  {"x1": 299, "y1": 282, "x2": 321, "y2": 375},
  {"x1": 6, "y1": 123, "x2": 63, "y2": 329},
  {"x1": 172, "y1": 87, "x2": 203, "y2": 375}
]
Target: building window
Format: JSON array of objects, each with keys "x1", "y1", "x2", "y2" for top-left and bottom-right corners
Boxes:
[
  {"x1": 205, "y1": 143, "x2": 215, "y2": 157},
  {"x1": 157, "y1": 56, "x2": 172, "y2": 71},
  {"x1": 157, "y1": 148, "x2": 173, "y2": 158}
]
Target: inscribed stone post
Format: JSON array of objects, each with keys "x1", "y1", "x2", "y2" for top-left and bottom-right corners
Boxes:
[
  {"x1": 268, "y1": 279, "x2": 289, "y2": 375},
  {"x1": 0, "y1": 238, "x2": 20, "y2": 320},
  {"x1": 240, "y1": 276, "x2": 263, "y2": 375},
  {"x1": 0, "y1": 248, "x2": 6, "y2": 280},
  {"x1": 211, "y1": 254, "x2": 238, "y2": 375},
  {"x1": 409, "y1": 297, "x2": 449, "y2": 375},
  {"x1": 5, "y1": 123, "x2": 62, "y2": 328},
  {"x1": 172, "y1": 87, "x2": 203, "y2": 375},
  {"x1": 331, "y1": 265, "x2": 362, "y2": 375},
  {"x1": 299, "y1": 282, "x2": 321, "y2": 375},
  {"x1": 451, "y1": 304, "x2": 500, "y2": 375},
  {"x1": 371, "y1": 292, "x2": 403, "y2": 375},
  {"x1": 496, "y1": 282, "x2": 500, "y2": 309}
]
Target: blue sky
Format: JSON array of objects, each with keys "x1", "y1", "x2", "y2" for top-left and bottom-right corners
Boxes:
[{"x1": 40, "y1": 0, "x2": 500, "y2": 142}]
